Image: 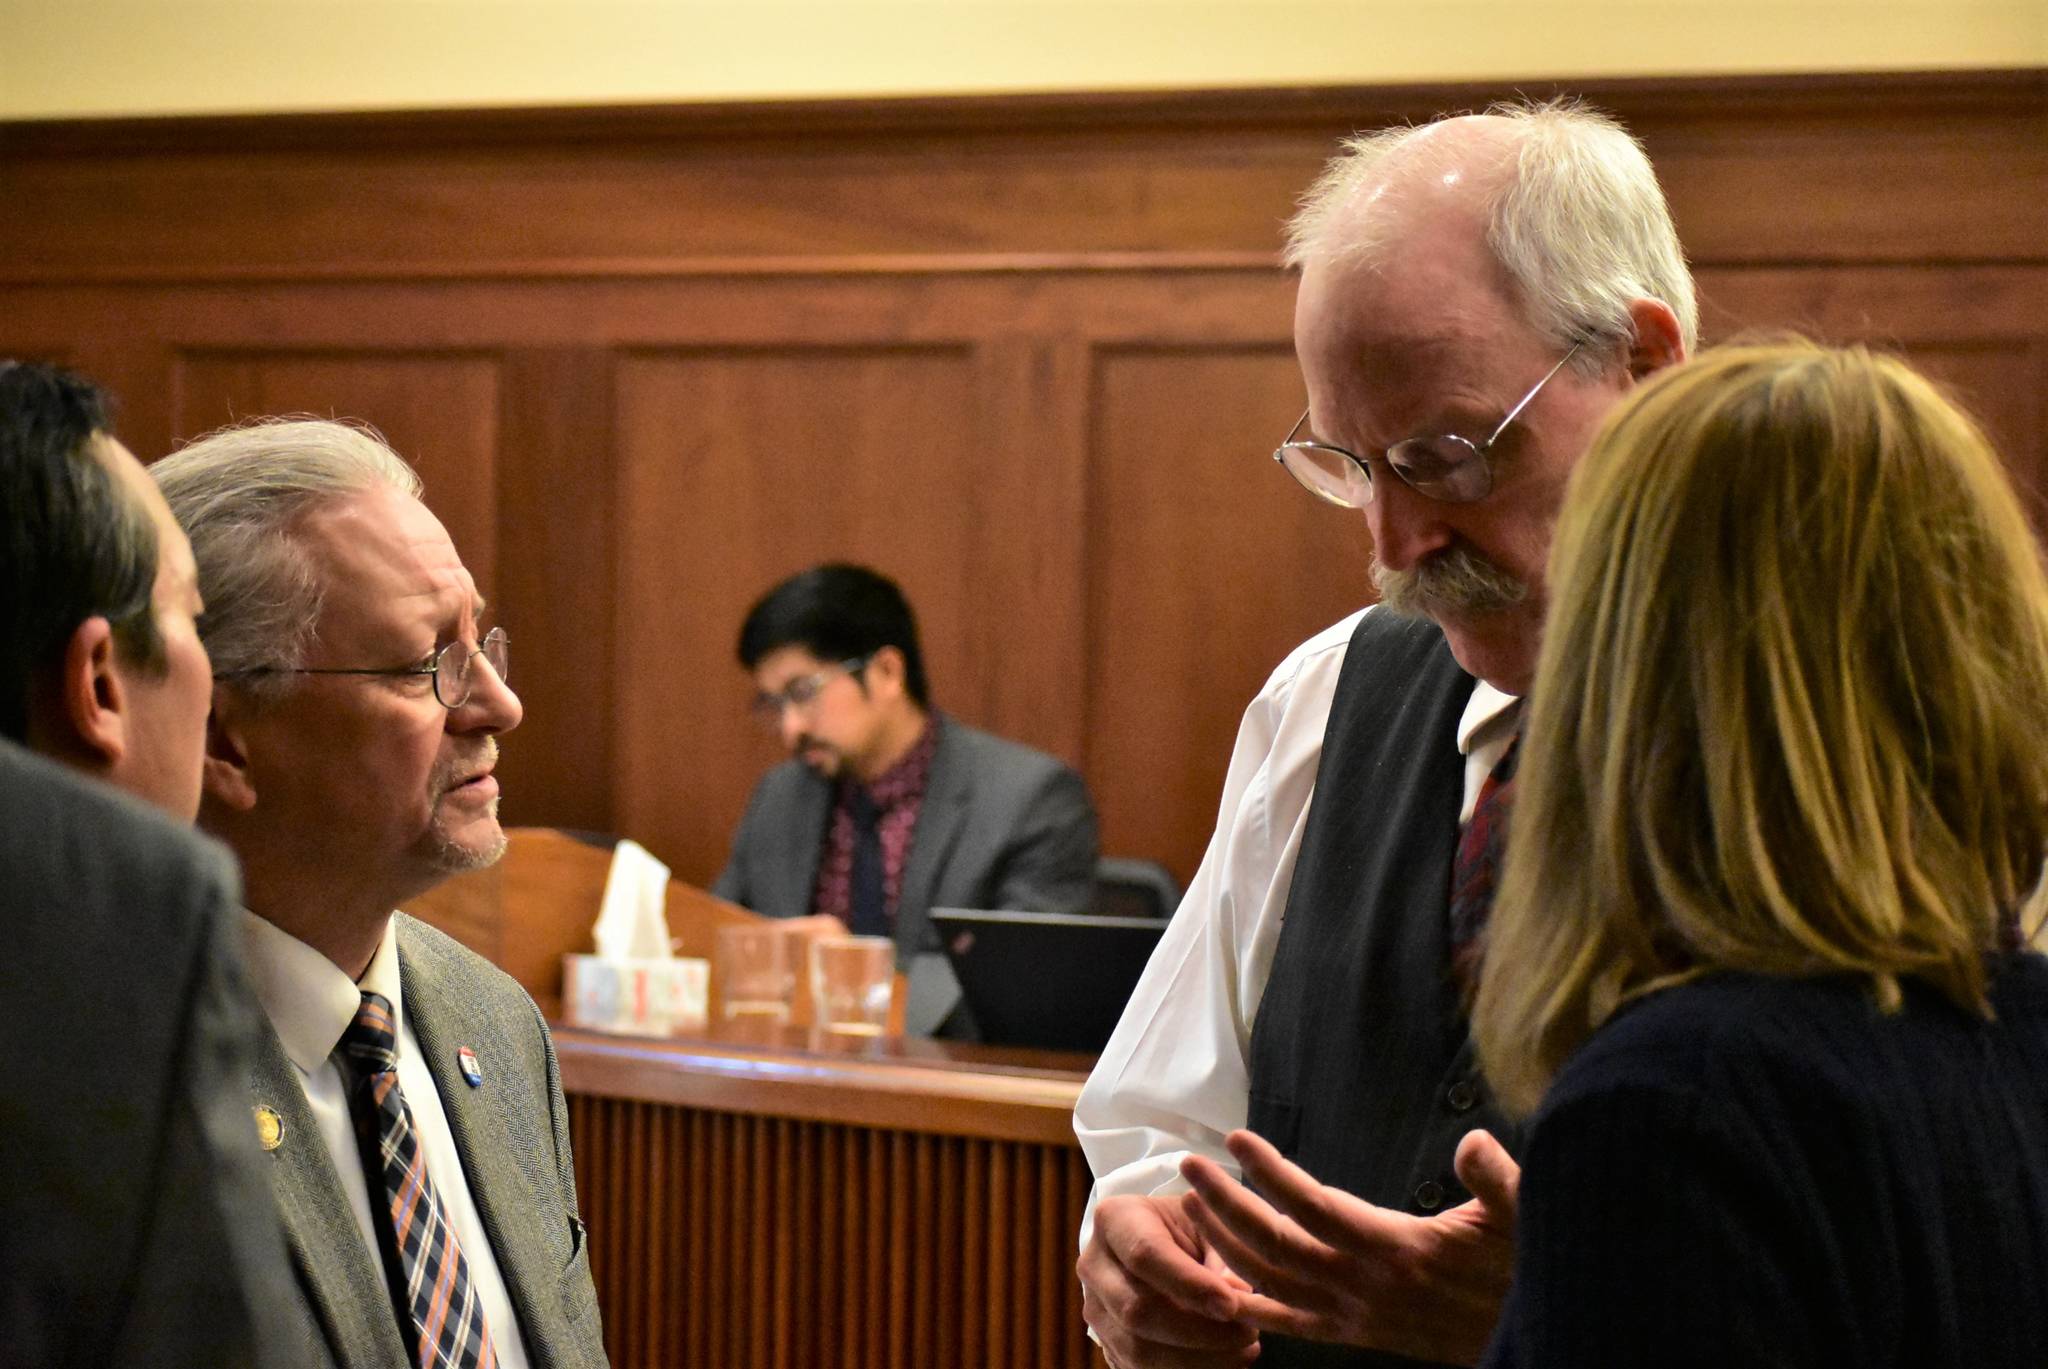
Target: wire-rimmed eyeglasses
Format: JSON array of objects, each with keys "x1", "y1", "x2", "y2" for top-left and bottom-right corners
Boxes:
[
  {"x1": 749, "y1": 656, "x2": 869, "y2": 726},
  {"x1": 216, "y1": 627, "x2": 510, "y2": 710},
  {"x1": 1274, "y1": 343, "x2": 1584, "y2": 508}
]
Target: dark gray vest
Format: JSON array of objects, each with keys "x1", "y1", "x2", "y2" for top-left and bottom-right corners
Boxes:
[{"x1": 1245, "y1": 611, "x2": 1523, "y2": 1369}]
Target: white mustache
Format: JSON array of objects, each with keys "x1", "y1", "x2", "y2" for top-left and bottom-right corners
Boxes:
[
  {"x1": 434, "y1": 738, "x2": 500, "y2": 793},
  {"x1": 1373, "y1": 545, "x2": 1527, "y2": 617}
]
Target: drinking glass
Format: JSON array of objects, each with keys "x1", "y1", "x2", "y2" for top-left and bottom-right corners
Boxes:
[
  {"x1": 715, "y1": 924, "x2": 797, "y2": 1023},
  {"x1": 810, "y1": 935, "x2": 895, "y2": 1036}
]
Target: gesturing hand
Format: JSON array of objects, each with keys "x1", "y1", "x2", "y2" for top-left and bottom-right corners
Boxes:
[
  {"x1": 1178, "y1": 1128, "x2": 1520, "y2": 1367},
  {"x1": 1077, "y1": 1191, "x2": 1262, "y2": 1368}
]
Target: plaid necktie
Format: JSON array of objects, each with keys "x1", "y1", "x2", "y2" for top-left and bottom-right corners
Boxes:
[
  {"x1": 340, "y1": 991, "x2": 499, "y2": 1369},
  {"x1": 1449, "y1": 733, "x2": 1520, "y2": 1000}
]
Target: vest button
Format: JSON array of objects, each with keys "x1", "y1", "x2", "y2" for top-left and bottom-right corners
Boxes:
[
  {"x1": 1446, "y1": 1079, "x2": 1478, "y2": 1113},
  {"x1": 1414, "y1": 1180, "x2": 1445, "y2": 1211}
]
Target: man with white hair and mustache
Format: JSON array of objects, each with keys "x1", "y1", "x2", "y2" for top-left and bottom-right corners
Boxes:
[
  {"x1": 1074, "y1": 99, "x2": 1694, "y2": 1368},
  {"x1": 156, "y1": 420, "x2": 606, "y2": 1369}
]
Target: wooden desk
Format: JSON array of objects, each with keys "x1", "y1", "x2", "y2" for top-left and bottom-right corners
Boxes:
[
  {"x1": 560, "y1": 1022, "x2": 1101, "y2": 1369},
  {"x1": 411, "y1": 830, "x2": 1106, "y2": 1366}
]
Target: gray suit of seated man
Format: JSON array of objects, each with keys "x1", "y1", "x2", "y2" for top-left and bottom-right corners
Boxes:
[{"x1": 714, "y1": 564, "x2": 1098, "y2": 1010}]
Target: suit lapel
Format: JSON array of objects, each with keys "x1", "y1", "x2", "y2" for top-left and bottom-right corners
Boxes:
[
  {"x1": 896, "y1": 719, "x2": 972, "y2": 959},
  {"x1": 776, "y1": 771, "x2": 833, "y2": 916},
  {"x1": 398, "y1": 922, "x2": 559, "y2": 1368},
  {"x1": 247, "y1": 1024, "x2": 409, "y2": 1368}
]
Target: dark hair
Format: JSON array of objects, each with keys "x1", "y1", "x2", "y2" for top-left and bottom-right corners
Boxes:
[
  {"x1": 736, "y1": 563, "x2": 930, "y2": 707},
  {"x1": 0, "y1": 362, "x2": 163, "y2": 743}
]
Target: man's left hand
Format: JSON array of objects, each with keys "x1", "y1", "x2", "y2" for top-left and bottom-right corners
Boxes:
[{"x1": 1178, "y1": 1128, "x2": 1520, "y2": 1367}]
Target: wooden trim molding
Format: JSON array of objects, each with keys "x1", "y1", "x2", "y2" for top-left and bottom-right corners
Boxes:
[
  {"x1": 556, "y1": 1028, "x2": 1088, "y2": 1146},
  {"x1": 2, "y1": 68, "x2": 2039, "y2": 154}
]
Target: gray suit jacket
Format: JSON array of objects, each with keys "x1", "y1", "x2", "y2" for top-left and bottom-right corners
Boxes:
[
  {"x1": 249, "y1": 914, "x2": 607, "y2": 1368},
  {"x1": 0, "y1": 739, "x2": 294, "y2": 1369},
  {"x1": 712, "y1": 715, "x2": 1098, "y2": 964}
]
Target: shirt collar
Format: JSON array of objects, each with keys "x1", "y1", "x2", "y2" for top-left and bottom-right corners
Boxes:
[
  {"x1": 850, "y1": 712, "x2": 940, "y2": 810},
  {"x1": 1457, "y1": 680, "x2": 1521, "y2": 756},
  {"x1": 240, "y1": 910, "x2": 403, "y2": 1074}
]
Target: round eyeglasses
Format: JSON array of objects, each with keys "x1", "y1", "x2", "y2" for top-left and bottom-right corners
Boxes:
[
  {"x1": 217, "y1": 627, "x2": 511, "y2": 710},
  {"x1": 1274, "y1": 344, "x2": 1584, "y2": 508}
]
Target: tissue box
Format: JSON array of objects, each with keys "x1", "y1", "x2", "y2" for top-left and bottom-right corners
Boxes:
[{"x1": 563, "y1": 954, "x2": 709, "y2": 1036}]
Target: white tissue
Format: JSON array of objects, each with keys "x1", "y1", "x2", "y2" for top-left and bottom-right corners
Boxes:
[{"x1": 592, "y1": 838, "x2": 674, "y2": 960}]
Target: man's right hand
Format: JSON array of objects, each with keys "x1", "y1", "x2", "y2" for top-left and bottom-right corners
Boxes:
[{"x1": 1078, "y1": 1192, "x2": 1262, "y2": 1368}]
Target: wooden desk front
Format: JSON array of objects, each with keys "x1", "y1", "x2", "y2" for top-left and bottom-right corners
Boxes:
[
  {"x1": 408, "y1": 830, "x2": 1104, "y2": 1366},
  {"x1": 560, "y1": 1023, "x2": 1101, "y2": 1369}
]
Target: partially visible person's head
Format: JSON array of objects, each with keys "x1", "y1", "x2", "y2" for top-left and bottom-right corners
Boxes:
[
  {"x1": 153, "y1": 419, "x2": 522, "y2": 929},
  {"x1": 737, "y1": 563, "x2": 929, "y2": 782},
  {"x1": 0, "y1": 362, "x2": 212, "y2": 818},
  {"x1": 1284, "y1": 98, "x2": 1694, "y2": 693},
  {"x1": 1476, "y1": 340, "x2": 2048, "y2": 1115}
]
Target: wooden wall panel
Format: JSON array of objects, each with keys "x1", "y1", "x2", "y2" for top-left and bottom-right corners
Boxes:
[
  {"x1": 1905, "y1": 342, "x2": 2048, "y2": 523},
  {"x1": 171, "y1": 350, "x2": 503, "y2": 595},
  {"x1": 1699, "y1": 264, "x2": 2048, "y2": 523},
  {"x1": 1, "y1": 71, "x2": 2043, "y2": 888},
  {"x1": 612, "y1": 346, "x2": 989, "y2": 882},
  {"x1": 1085, "y1": 344, "x2": 1368, "y2": 875},
  {"x1": 494, "y1": 350, "x2": 620, "y2": 833}
]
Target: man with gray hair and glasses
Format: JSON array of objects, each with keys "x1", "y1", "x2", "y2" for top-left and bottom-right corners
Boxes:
[
  {"x1": 1074, "y1": 99, "x2": 1695, "y2": 1367},
  {"x1": 155, "y1": 419, "x2": 607, "y2": 1369}
]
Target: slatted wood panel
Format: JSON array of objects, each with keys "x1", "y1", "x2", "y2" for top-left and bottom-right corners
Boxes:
[{"x1": 565, "y1": 1095, "x2": 1095, "y2": 1369}]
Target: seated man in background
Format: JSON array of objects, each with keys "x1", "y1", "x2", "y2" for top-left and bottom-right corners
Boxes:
[
  {"x1": 0, "y1": 361, "x2": 292, "y2": 1366},
  {"x1": 154, "y1": 418, "x2": 607, "y2": 1369},
  {"x1": 715, "y1": 563, "x2": 1098, "y2": 972}
]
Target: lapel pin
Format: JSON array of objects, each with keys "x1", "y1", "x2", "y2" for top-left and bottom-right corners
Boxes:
[
  {"x1": 457, "y1": 1047, "x2": 483, "y2": 1087},
  {"x1": 253, "y1": 1105, "x2": 285, "y2": 1152}
]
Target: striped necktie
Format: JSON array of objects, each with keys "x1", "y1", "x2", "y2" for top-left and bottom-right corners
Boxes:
[{"x1": 340, "y1": 991, "x2": 499, "y2": 1369}]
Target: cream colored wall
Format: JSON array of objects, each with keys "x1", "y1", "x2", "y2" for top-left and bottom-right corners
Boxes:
[{"x1": 1, "y1": 0, "x2": 2041, "y2": 120}]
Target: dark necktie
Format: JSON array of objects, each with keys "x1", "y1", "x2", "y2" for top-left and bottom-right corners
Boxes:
[
  {"x1": 848, "y1": 787, "x2": 889, "y2": 937},
  {"x1": 1449, "y1": 733, "x2": 1520, "y2": 999},
  {"x1": 340, "y1": 991, "x2": 500, "y2": 1369}
]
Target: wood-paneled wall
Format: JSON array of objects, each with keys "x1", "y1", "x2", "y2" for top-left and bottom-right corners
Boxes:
[{"x1": 4, "y1": 72, "x2": 2043, "y2": 884}]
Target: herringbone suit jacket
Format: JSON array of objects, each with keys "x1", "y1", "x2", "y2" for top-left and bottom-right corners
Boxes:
[{"x1": 249, "y1": 913, "x2": 608, "y2": 1368}]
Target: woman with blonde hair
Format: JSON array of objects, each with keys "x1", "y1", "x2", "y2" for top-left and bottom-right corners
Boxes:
[{"x1": 1473, "y1": 340, "x2": 2048, "y2": 1367}]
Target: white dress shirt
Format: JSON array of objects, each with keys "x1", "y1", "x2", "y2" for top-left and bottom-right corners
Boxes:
[
  {"x1": 241, "y1": 911, "x2": 532, "y2": 1369},
  {"x1": 1073, "y1": 606, "x2": 1519, "y2": 1242}
]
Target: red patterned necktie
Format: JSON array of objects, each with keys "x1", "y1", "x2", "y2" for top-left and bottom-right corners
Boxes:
[
  {"x1": 1449, "y1": 733, "x2": 1520, "y2": 1000},
  {"x1": 341, "y1": 991, "x2": 499, "y2": 1369}
]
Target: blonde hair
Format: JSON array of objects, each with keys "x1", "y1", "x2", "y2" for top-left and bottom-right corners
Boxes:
[
  {"x1": 1284, "y1": 97, "x2": 1698, "y2": 361},
  {"x1": 1474, "y1": 341, "x2": 2048, "y2": 1116}
]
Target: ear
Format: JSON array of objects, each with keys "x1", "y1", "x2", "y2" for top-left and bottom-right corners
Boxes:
[
  {"x1": 55, "y1": 617, "x2": 129, "y2": 767},
  {"x1": 864, "y1": 646, "x2": 908, "y2": 700},
  {"x1": 1623, "y1": 298, "x2": 1687, "y2": 381},
  {"x1": 202, "y1": 686, "x2": 260, "y2": 813}
]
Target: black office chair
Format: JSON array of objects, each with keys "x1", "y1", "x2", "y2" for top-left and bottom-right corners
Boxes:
[{"x1": 1091, "y1": 857, "x2": 1182, "y2": 921}]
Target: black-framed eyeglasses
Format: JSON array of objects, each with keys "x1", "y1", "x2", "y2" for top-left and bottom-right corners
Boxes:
[
  {"x1": 216, "y1": 627, "x2": 510, "y2": 710},
  {"x1": 750, "y1": 656, "x2": 868, "y2": 726},
  {"x1": 1273, "y1": 342, "x2": 1584, "y2": 508}
]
